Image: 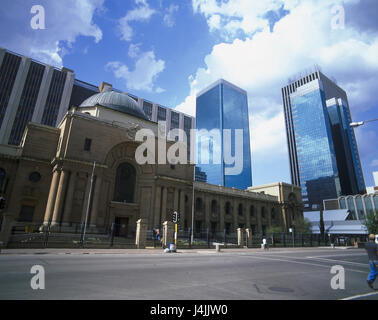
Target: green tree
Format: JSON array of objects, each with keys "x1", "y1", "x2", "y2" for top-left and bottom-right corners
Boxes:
[
  {"x1": 293, "y1": 217, "x2": 313, "y2": 234},
  {"x1": 363, "y1": 210, "x2": 378, "y2": 234},
  {"x1": 267, "y1": 226, "x2": 285, "y2": 234}
]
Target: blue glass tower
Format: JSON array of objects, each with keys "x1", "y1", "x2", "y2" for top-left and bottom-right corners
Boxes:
[
  {"x1": 196, "y1": 79, "x2": 252, "y2": 190},
  {"x1": 282, "y1": 70, "x2": 366, "y2": 210}
]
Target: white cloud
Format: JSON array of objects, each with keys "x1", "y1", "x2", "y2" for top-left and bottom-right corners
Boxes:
[
  {"x1": 177, "y1": 0, "x2": 378, "y2": 185},
  {"x1": 163, "y1": 4, "x2": 179, "y2": 28},
  {"x1": 370, "y1": 159, "x2": 378, "y2": 167},
  {"x1": 106, "y1": 50, "x2": 165, "y2": 93},
  {"x1": 119, "y1": 0, "x2": 156, "y2": 41},
  {"x1": 0, "y1": 0, "x2": 104, "y2": 67}
]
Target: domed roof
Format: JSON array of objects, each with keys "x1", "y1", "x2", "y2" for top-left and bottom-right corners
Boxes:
[{"x1": 79, "y1": 90, "x2": 148, "y2": 120}]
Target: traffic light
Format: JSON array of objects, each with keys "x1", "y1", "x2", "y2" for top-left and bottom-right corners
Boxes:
[
  {"x1": 172, "y1": 212, "x2": 178, "y2": 224},
  {"x1": 0, "y1": 197, "x2": 5, "y2": 210}
]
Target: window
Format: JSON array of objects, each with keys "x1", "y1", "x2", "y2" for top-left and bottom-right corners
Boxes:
[
  {"x1": 271, "y1": 208, "x2": 276, "y2": 220},
  {"x1": 211, "y1": 200, "x2": 217, "y2": 214},
  {"x1": 114, "y1": 163, "x2": 136, "y2": 203},
  {"x1": 29, "y1": 172, "x2": 41, "y2": 183},
  {"x1": 250, "y1": 205, "x2": 255, "y2": 218},
  {"x1": 195, "y1": 198, "x2": 203, "y2": 212},
  {"x1": 19, "y1": 205, "x2": 35, "y2": 222},
  {"x1": 84, "y1": 138, "x2": 92, "y2": 151},
  {"x1": 225, "y1": 202, "x2": 231, "y2": 215},
  {"x1": 261, "y1": 207, "x2": 266, "y2": 219},
  {"x1": 0, "y1": 168, "x2": 5, "y2": 192},
  {"x1": 238, "y1": 204, "x2": 243, "y2": 216}
]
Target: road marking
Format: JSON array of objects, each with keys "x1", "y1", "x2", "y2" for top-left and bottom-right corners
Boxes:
[
  {"x1": 307, "y1": 253, "x2": 366, "y2": 258},
  {"x1": 239, "y1": 254, "x2": 367, "y2": 274},
  {"x1": 341, "y1": 291, "x2": 378, "y2": 300},
  {"x1": 306, "y1": 257, "x2": 367, "y2": 267}
]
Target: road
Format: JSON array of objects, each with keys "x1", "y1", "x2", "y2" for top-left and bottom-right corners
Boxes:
[{"x1": 0, "y1": 248, "x2": 377, "y2": 300}]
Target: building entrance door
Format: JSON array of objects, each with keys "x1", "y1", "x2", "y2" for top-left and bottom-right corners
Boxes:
[{"x1": 114, "y1": 217, "x2": 129, "y2": 237}]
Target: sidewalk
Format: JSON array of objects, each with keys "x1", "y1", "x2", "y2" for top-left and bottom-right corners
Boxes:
[{"x1": 0, "y1": 246, "x2": 358, "y2": 256}]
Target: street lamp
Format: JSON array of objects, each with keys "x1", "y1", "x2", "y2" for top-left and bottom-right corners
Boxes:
[{"x1": 350, "y1": 118, "x2": 378, "y2": 128}]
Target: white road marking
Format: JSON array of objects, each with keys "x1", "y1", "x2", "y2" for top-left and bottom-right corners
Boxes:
[
  {"x1": 341, "y1": 291, "x2": 378, "y2": 300},
  {"x1": 306, "y1": 257, "x2": 367, "y2": 267},
  {"x1": 239, "y1": 253, "x2": 367, "y2": 274}
]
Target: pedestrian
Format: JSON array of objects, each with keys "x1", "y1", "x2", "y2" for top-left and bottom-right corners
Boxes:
[
  {"x1": 365, "y1": 234, "x2": 378, "y2": 290},
  {"x1": 262, "y1": 238, "x2": 268, "y2": 250}
]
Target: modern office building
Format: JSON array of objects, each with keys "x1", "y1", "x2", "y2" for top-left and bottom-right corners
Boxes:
[
  {"x1": 0, "y1": 47, "x2": 75, "y2": 146},
  {"x1": 282, "y1": 69, "x2": 366, "y2": 210},
  {"x1": 0, "y1": 47, "x2": 195, "y2": 148},
  {"x1": 196, "y1": 79, "x2": 252, "y2": 190}
]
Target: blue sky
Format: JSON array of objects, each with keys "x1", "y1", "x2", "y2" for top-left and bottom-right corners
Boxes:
[{"x1": 0, "y1": 0, "x2": 377, "y2": 188}]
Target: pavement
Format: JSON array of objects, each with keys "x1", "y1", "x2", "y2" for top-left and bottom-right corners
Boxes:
[{"x1": 0, "y1": 247, "x2": 377, "y2": 300}]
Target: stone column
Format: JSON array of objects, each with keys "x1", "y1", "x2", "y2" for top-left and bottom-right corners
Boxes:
[
  {"x1": 89, "y1": 175, "x2": 103, "y2": 227},
  {"x1": 136, "y1": 219, "x2": 148, "y2": 249},
  {"x1": 51, "y1": 170, "x2": 69, "y2": 227},
  {"x1": 153, "y1": 185, "x2": 161, "y2": 228},
  {"x1": 43, "y1": 169, "x2": 61, "y2": 225},
  {"x1": 219, "y1": 198, "x2": 225, "y2": 232},
  {"x1": 257, "y1": 205, "x2": 263, "y2": 234},
  {"x1": 233, "y1": 199, "x2": 238, "y2": 232},
  {"x1": 237, "y1": 228, "x2": 245, "y2": 247},
  {"x1": 161, "y1": 187, "x2": 168, "y2": 223},
  {"x1": 179, "y1": 190, "x2": 185, "y2": 228},
  {"x1": 173, "y1": 188, "x2": 179, "y2": 211},
  {"x1": 162, "y1": 221, "x2": 174, "y2": 248},
  {"x1": 205, "y1": 196, "x2": 210, "y2": 230},
  {"x1": 245, "y1": 228, "x2": 253, "y2": 247},
  {"x1": 61, "y1": 171, "x2": 77, "y2": 226}
]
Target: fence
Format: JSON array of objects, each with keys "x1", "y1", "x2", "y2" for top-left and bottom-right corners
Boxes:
[{"x1": 7, "y1": 222, "x2": 136, "y2": 249}]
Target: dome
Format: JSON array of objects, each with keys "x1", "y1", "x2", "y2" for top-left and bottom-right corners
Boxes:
[{"x1": 79, "y1": 91, "x2": 148, "y2": 120}]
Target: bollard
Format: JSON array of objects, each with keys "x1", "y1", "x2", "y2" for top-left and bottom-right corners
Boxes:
[{"x1": 216, "y1": 243, "x2": 221, "y2": 252}]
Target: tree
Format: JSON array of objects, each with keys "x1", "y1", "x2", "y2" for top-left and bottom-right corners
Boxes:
[
  {"x1": 363, "y1": 210, "x2": 378, "y2": 235},
  {"x1": 293, "y1": 217, "x2": 313, "y2": 234}
]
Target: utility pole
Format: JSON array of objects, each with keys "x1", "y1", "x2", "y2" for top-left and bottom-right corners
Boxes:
[{"x1": 81, "y1": 161, "x2": 96, "y2": 246}]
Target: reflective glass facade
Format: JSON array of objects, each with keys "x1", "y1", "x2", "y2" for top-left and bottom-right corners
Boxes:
[
  {"x1": 196, "y1": 80, "x2": 252, "y2": 190},
  {"x1": 291, "y1": 81, "x2": 341, "y2": 209},
  {"x1": 283, "y1": 71, "x2": 366, "y2": 211}
]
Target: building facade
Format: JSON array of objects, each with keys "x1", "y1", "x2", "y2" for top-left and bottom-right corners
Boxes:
[
  {"x1": 0, "y1": 89, "x2": 302, "y2": 246},
  {"x1": 0, "y1": 47, "x2": 195, "y2": 148},
  {"x1": 196, "y1": 79, "x2": 252, "y2": 190},
  {"x1": 282, "y1": 70, "x2": 366, "y2": 210}
]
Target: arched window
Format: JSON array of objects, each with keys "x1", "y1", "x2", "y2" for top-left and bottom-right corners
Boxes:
[
  {"x1": 238, "y1": 203, "x2": 243, "y2": 216},
  {"x1": 0, "y1": 168, "x2": 5, "y2": 193},
  {"x1": 114, "y1": 163, "x2": 136, "y2": 203},
  {"x1": 211, "y1": 200, "x2": 217, "y2": 214},
  {"x1": 250, "y1": 205, "x2": 255, "y2": 218},
  {"x1": 225, "y1": 202, "x2": 231, "y2": 215}
]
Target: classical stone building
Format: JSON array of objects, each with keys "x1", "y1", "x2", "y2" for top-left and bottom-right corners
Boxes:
[{"x1": 0, "y1": 87, "x2": 303, "y2": 245}]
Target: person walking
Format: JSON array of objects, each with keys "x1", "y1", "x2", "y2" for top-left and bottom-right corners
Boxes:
[{"x1": 365, "y1": 234, "x2": 378, "y2": 290}]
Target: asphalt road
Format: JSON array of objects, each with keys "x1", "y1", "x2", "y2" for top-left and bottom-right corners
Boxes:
[{"x1": 0, "y1": 248, "x2": 377, "y2": 300}]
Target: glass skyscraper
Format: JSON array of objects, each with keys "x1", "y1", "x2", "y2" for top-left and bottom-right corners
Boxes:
[
  {"x1": 282, "y1": 70, "x2": 366, "y2": 210},
  {"x1": 196, "y1": 79, "x2": 252, "y2": 190}
]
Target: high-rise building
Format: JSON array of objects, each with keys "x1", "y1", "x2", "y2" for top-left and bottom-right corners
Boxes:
[
  {"x1": 0, "y1": 47, "x2": 195, "y2": 147},
  {"x1": 282, "y1": 69, "x2": 366, "y2": 210},
  {"x1": 0, "y1": 47, "x2": 74, "y2": 145},
  {"x1": 195, "y1": 79, "x2": 252, "y2": 190}
]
